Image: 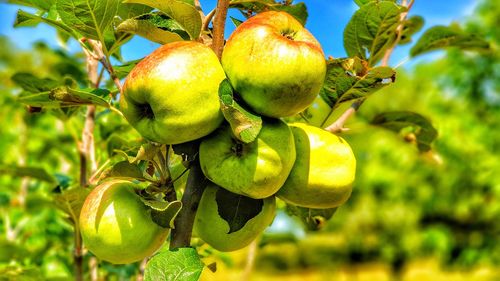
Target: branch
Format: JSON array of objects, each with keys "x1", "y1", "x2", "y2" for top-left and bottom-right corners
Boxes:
[
  {"x1": 202, "y1": 8, "x2": 216, "y2": 32},
  {"x1": 381, "y1": 0, "x2": 415, "y2": 66},
  {"x1": 324, "y1": 100, "x2": 364, "y2": 133},
  {"x1": 211, "y1": 0, "x2": 230, "y2": 59},
  {"x1": 169, "y1": 156, "x2": 208, "y2": 249}
]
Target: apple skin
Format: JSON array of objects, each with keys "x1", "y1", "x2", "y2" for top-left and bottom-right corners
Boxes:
[
  {"x1": 120, "y1": 41, "x2": 225, "y2": 144},
  {"x1": 199, "y1": 119, "x2": 296, "y2": 199},
  {"x1": 222, "y1": 11, "x2": 327, "y2": 118},
  {"x1": 194, "y1": 183, "x2": 276, "y2": 252},
  {"x1": 276, "y1": 123, "x2": 356, "y2": 208},
  {"x1": 79, "y1": 180, "x2": 169, "y2": 264}
]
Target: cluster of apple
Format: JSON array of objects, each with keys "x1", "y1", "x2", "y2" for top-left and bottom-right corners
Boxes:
[{"x1": 79, "y1": 11, "x2": 356, "y2": 264}]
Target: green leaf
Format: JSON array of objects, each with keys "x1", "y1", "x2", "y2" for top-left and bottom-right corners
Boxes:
[
  {"x1": 229, "y1": 16, "x2": 243, "y2": 27},
  {"x1": 14, "y1": 9, "x2": 79, "y2": 40},
  {"x1": 100, "y1": 161, "x2": 144, "y2": 181},
  {"x1": 141, "y1": 199, "x2": 182, "y2": 228},
  {"x1": 11, "y1": 72, "x2": 60, "y2": 93},
  {"x1": 215, "y1": 187, "x2": 263, "y2": 234},
  {"x1": 410, "y1": 25, "x2": 490, "y2": 57},
  {"x1": 114, "y1": 59, "x2": 142, "y2": 79},
  {"x1": 353, "y1": 0, "x2": 396, "y2": 7},
  {"x1": 117, "y1": 13, "x2": 188, "y2": 45},
  {"x1": 399, "y1": 15, "x2": 424, "y2": 45},
  {"x1": 0, "y1": 165, "x2": 56, "y2": 183},
  {"x1": 124, "y1": 0, "x2": 202, "y2": 39},
  {"x1": 320, "y1": 58, "x2": 395, "y2": 108},
  {"x1": 18, "y1": 87, "x2": 110, "y2": 108},
  {"x1": 131, "y1": 143, "x2": 161, "y2": 163},
  {"x1": 229, "y1": 1, "x2": 308, "y2": 25},
  {"x1": 9, "y1": 0, "x2": 55, "y2": 11},
  {"x1": 371, "y1": 111, "x2": 438, "y2": 152},
  {"x1": 117, "y1": 2, "x2": 152, "y2": 20},
  {"x1": 56, "y1": 0, "x2": 120, "y2": 41},
  {"x1": 53, "y1": 187, "x2": 91, "y2": 226},
  {"x1": 286, "y1": 204, "x2": 337, "y2": 231},
  {"x1": 218, "y1": 79, "x2": 262, "y2": 144},
  {"x1": 144, "y1": 248, "x2": 204, "y2": 281},
  {"x1": 343, "y1": 1, "x2": 405, "y2": 66}
]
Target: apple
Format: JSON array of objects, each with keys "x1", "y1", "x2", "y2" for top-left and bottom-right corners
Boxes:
[
  {"x1": 120, "y1": 41, "x2": 225, "y2": 144},
  {"x1": 276, "y1": 123, "x2": 356, "y2": 208},
  {"x1": 79, "y1": 180, "x2": 169, "y2": 264},
  {"x1": 199, "y1": 119, "x2": 296, "y2": 199},
  {"x1": 222, "y1": 11, "x2": 327, "y2": 118},
  {"x1": 194, "y1": 183, "x2": 276, "y2": 252}
]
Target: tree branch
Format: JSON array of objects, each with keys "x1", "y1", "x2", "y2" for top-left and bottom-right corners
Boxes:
[
  {"x1": 169, "y1": 157, "x2": 208, "y2": 249},
  {"x1": 324, "y1": 100, "x2": 364, "y2": 133},
  {"x1": 202, "y1": 8, "x2": 217, "y2": 32},
  {"x1": 211, "y1": 0, "x2": 230, "y2": 59},
  {"x1": 381, "y1": 0, "x2": 414, "y2": 66}
]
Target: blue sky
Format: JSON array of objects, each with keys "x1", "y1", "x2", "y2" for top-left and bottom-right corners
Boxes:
[{"x1": 0, "y1": 0, "x2": 479, "y2": 68}]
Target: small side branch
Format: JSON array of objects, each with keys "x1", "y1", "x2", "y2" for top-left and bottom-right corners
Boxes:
[
  {"x1": 211, "y1": 0, "x2": 230, "y2": 59},
  {"x1": 381, "y1": 0, "x2": 415, "y2": 66},
  {"x1": 324, "y1": 100, "x2": 364, "y2": 134}
]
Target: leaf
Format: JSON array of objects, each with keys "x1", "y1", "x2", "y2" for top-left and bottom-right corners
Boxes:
[
  {"x1": 117, "y1": 2, "x2": 152, "y2": 20},
  {"x1": 353, "y1": 0, "x2": 396, "y2": 7},
  {"x1": 114, "y1": 59, "x2": 142, "y2": 79},
  {"x1": 14, "y1": 9, "x2": 82, "y2": 40},
  {"x1": 131, "y1": 143, "x2": 161, "y2": 163},
  {"x1": 229, "y1": 16, "x2": 243, "y2": 27},
  {"x1": 56, "y1": 0, "x2": 120, "y2": 40},
  {"x1": 124, "y1": 0, "x2": 202, "y2": 39},
  {"x1": 410, "y1": 25, "x2": 490, "y2": 57},
  {"x1": 9, "y1": 0, "x2": 56, "y2": 11},
  {"x1": 11, "y1": 72, "x2": 60, "y2": 93},
  {"x1": 0, "y1": 165, "x2": 55, "y2": 183},
  {"x1": 141, "y1": 199, "x2": 182, "y2": 228},
  {"x1": 117, "y1": 13, "x2": 188, "y2": 45},
  {"x1": 229, "y1": 1, "x2": 308, "y2": 25},
  {"x1": 371, "y1": 111, "x2": 438, "y2": 152},
  {"x1": 218, "y1": 79, "x2": 262, "y2": 144},
  {"x1": 144, "y1": 247, "x2": 204, "y2": 281},
  {"x1": 399, "y1": 15, "x2": 424, "y2": 45},
  {"x1": 320, "y1": 58, "x2": 395, "y2": 108},
  {"x1": 172, "y1": 141, "x2": 199, "y2": 163},
  {"x1": 53, "y1": 188, "x2": 90, "y2": 226},
  {"x1": 343, "y1": 1, "x2": 405, "y2": 66},
  {"x1": 215, "y1": 187, "x2": 263, "y2": 234},
  {"x1": 286, "y1": 204, "x2": 337, "y2": 231},
  {"x1": 18, "y1": 87, "x2": 110, "y2": 108},
  {"x1": 100, "y1": 161, "x2": 144, "y2": 181}
]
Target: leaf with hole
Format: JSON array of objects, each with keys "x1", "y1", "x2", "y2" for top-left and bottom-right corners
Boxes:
[
  {"x1": 117, "y1": 12, "x2": 189, "y2": 44},
  {"x1": 124, "y1": 0, "x2": 202, "y2": 39}
]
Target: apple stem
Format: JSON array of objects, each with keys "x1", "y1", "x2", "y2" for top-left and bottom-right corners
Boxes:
[
  {"x1": 170, "y1": 157, "x2": 208, "y2": 249},
  {"x1": 211, "y1": 0, "x2": 230, "y2": 59}
]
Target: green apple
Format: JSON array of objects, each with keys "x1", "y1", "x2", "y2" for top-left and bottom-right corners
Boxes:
[
  {"x1": 120, "y1": 41, "x2": 225, "y2": 144},
  {"x1": 194, "y1": 183, "x2": 276, "y2": 252},
  {"x1": 199, "y1": 119, "x2": 296, "y2": 199},
  {"x1": 79, "y1": 180, "x2": 169, "y2": 264},
  {"x1": 277, "y1": 123, "x2": 356, "y2": 208},
  {"x1": 222, "y1": 11, "x2": 327, "y2": 118}
]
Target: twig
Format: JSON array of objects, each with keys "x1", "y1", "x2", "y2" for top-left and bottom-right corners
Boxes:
[
  {"x1": 325, "y1": 100, "x2": 364, "y2": 133},
  {"x1": 169, "y1": 157, "x2": 208, "y2": 249},
  {"x1": 202, "y1": 9, "x2": 217, "y2": 31},
  {"x1": 381, "y1": 0, "x2": 415, "y2": 66},
  {"x1": 211, "y1": 0, "x2": 231, "y2": 59}
]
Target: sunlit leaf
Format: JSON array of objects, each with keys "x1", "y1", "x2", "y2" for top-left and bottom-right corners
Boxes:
[
  {"x1": 117, "y1": 13, "x2": 188, "y2": 44},
  {"x1": 144, "y1": 248, "x2": 203, "y2": 281},
  {"x1": 410, "y1": 25, "x2": 490, "y2": 57}
]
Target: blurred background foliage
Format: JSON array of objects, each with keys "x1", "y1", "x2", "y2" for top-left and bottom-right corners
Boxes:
[{"x1": 0, "y1": 0, "x2": 499, "y2": 280}]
